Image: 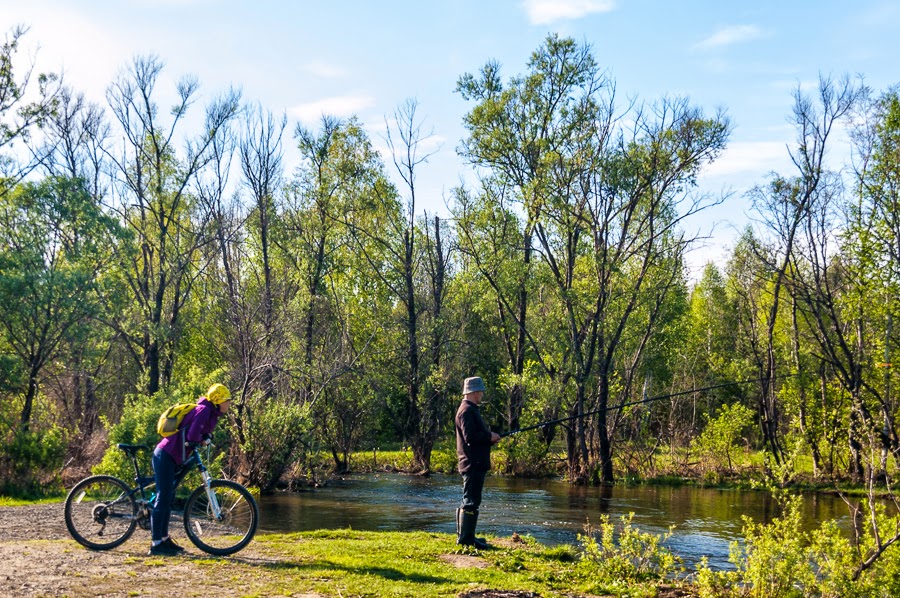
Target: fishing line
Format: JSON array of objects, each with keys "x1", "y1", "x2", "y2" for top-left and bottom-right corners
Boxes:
[{"x1": 499, "y1": 373, "x2": 797, "y2": 438}]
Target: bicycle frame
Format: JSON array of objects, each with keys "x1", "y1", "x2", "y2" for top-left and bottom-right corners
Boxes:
[{"x1": 120, "y1": 444, "x2": 219, "y2": 521}]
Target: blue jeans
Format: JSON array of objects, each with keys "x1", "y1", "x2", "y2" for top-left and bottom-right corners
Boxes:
[
  {"x1": 150, "y1": 449, "x2": 176, "y2": 542},
  {"x1": 461, "y1": 470, "x2": 486, "y2": 511}
]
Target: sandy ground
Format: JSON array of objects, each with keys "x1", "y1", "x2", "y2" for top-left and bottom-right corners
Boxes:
[
  {"x1": 0, "y1": 504, "x2": 541, "y2": 598},
  {"x1": 0, "y1": 503, "x2": 303, "y2": 598}
]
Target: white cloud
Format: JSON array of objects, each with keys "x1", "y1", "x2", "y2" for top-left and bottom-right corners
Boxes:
[
  {"x1": 288, "y1": 95, "x2": 377, "y2": 122},
  {"x1": 700, "y1": 141, "x2": 789, "y2": 180},
  {"x1": 2, "y1": 6, "x2": 123, "y2": 103},
  {"x1": 770, "y1": 79, "x2": 819, "y2": 93},
  {"x1": 521, "y1": 0, "x2": 615, "y2": 25},
  {"x1": 300, "y1": 62, "x2": 346, "y2": 79},
  {"x1": 694, "y1": 25, "x2": 764, "y2": 51}
]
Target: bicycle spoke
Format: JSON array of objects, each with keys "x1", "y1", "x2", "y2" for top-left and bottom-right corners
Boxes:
[
  {"x1": 183, "y1": 480, "x2": 258, "y2": 556},
  {"x1": 64, "y1": 476, "x2": 137, "y2": 550}
]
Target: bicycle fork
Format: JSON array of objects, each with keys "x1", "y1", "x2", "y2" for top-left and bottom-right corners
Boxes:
[{"x1": 201, "y1": 470, "x2": 224, "y2": 520}]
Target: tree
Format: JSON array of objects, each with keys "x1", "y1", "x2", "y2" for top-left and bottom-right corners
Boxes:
[
  {"x1": 381, "y1": 99, "x2": 448, "y2": 472},
  {"x1": 0, "y1": 177, "x2": 122, "y2": 431},
  {"x1": 238, "y1": 105, "x2": 287, "y2": 399},
  {"x1": 351, "y1": 99, "x2": 446, "y2": 472},
  {"x1": 457, "y1": 35, "x2": 729, "y2": 483},
  {"x1": 286, "y1": 116, "x2": 388, "y2": 472},
  {"x1": 103, "y1": 55, "x2": 241, "y2": 396},
  {"x1": 0, "y1": 26, "x2": 60, "y2": 195},
  {"x1": 38, "y1": 85, "x2": 109, "y2": 201},
  {"x1": 749, "y1": 75, "x2": 864, "y2": 476}
]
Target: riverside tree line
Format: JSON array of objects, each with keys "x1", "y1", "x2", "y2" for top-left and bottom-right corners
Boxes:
[{"x1": 1, "y1": 28, "x2": 899, "y2": 498}]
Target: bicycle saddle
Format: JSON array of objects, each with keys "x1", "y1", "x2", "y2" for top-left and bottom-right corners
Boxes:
[{"x1": 117, "y1": 443, "x2": 150, "y2": 455}]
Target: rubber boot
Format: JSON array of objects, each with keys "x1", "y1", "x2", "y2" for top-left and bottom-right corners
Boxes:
[
  {"x1": 471, "y1": 509, "x2": 489, "y2": 547},
  {"x1": 458, "y1": 509, "x2": 490, "y2": 549}
]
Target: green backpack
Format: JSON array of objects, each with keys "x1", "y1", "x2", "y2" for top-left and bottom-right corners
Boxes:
[{"x1": 156, "y1": 403, "x2": 197, "y2": 437}]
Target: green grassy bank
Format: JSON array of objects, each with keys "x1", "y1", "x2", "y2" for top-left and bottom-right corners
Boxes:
[{"x1": 225, "y1": 529, "x2": 685, "y2": 598}]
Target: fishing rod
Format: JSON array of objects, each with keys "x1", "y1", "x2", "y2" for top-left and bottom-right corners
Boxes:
[{"x1": 498, "y1": 374, "x2": 795, "y2": 438}]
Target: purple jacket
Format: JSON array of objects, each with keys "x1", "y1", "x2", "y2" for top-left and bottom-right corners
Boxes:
[{"x1": 155, "y1": 397, "x2": 222, "y2": 466}]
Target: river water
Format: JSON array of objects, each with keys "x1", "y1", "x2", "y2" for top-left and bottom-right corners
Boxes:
[{"x1": 257, "y1": 473, "x2": 852, "y2": 569}]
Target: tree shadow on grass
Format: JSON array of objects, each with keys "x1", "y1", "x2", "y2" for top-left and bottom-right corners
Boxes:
[{"x1": 258, "y1": 558, "x2": 450, "y2": 584}]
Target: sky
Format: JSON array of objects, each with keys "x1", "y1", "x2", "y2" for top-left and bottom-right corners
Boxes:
[{"x1": 3, "y1": 0, "x2": 899, "y2": 278}]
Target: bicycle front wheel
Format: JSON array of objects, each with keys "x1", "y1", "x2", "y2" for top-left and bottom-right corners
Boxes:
[
  {"x1": 183, "y1": 480, "x2": 258, "y2": 556},
  {"x1": 64, "y1": 475, "x2": 137, "y2": 550}
]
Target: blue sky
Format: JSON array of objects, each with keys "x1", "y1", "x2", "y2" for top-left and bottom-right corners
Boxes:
[{"x1": 3, "y1": 1, "x2": 899, "y2": 276}]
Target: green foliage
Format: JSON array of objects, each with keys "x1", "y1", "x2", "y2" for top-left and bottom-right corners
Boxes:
[
  {"x1": 692, "y1": 402, "x2": 755, "y2": 478},
  {"x1": 232, "y1": 390, "x2": 311, "y2": 492},
  {"x1": 696, "y1": 493, "x2": 900, "y2": 598},
  {"x1": 0, "y1": 26, "x2": 59, "y2": 182},
  {"x1": 425, "y1": 444, "x2": 458, "y2": 474},
  {"x1": 0, "y1": 176, "x2": 123, "y2": 429},
  {"x1": 503, "y1": 432, "x2": 559, "y2": 476},
  {"x1": 577, "y1": 513, "x2": 682, "y2": 586},
  {"x1": 0, "y1": 387, "x2": 67, "y2": 497},
  {"x1": 0, "y1": 422, "x2": 65, "y2": 497},
  {"x1": 732, "y1": 495, "x2": 815, "y2": 597},
  {"x1": 95, "y1": 368, "x2": 228, "y2": 480}
]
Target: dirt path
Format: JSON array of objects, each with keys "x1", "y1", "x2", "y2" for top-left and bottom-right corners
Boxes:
[{"x1": 0, "y1": 503, "x2": 303, "y2": 598}]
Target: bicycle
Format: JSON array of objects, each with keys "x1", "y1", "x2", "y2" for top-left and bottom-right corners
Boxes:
[{"x1": 64, "y1": 443, "x2": 259, "y2": 556}]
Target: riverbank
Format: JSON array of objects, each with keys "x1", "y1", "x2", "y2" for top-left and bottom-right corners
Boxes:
[
  {"x1": 306, "y1": 445, "x2": 880, "y2": 499},
  {"x1": 0, "y1": 502, "x2": 693, "y2": 597}
]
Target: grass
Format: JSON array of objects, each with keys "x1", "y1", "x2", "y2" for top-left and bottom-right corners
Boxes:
[
  {"x1": 242, "y1": 529, "x2": 680, "y2": 597},
  {"x1": 0, "y1": 494, "x2": 64, "y2": 507}
]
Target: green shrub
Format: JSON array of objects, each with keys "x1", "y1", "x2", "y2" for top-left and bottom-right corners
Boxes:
[
  {"x1": 96, "y1": 369, "x2": 230, "y2": 481},
  {"x1": 427, "y1": 445, "x2": 458, "y2": 473},
  {"x1": 692, "y1": 402, "x2": 754, "y2": 478},
  {"x1": 0, "y1": 424, "x2": 66, "y2": 497},
  {"x1": 503, "y1": 431, "x2": 559, "y2": 476},
  {"x1": 578, "y1": 513, "x2": 682, "y2": 584},
  {"x1": 695, "y1": 493, "x2": 900, "y2": 598},
  {"x1": 231, "y1": 390, "x2": 310, "y2": 491},
  {"x1": 0, "y1": 395, "x2": 67, "y2": 497}
]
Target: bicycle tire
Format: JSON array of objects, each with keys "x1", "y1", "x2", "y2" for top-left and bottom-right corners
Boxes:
[
  {"x1": 182, "y1": 479, "x2": 258, "y2": 556},
  {"x1": 64, "y1": 475, "x2": 138, "y2": 550}
]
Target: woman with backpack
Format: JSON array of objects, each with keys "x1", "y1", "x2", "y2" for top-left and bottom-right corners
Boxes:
[{"x1": 149, "y1": 383, "x2": 232, "y2": 556}]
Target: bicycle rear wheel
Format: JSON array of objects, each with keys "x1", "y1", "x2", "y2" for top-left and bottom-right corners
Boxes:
[
  {"x1": 183, "y1": 479, "x2": 258, "y2": 556},
  {"x1": 64, "y1": 475, "x2": 137, "y2": 550}
]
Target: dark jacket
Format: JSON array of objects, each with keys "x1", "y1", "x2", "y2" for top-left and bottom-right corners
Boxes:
[
  {"x1": 155, "y1": 397, "x2": 222, "y2": 466},
  {"x1": 455, "y1": 399, "x2": 492, "y2": 473}
]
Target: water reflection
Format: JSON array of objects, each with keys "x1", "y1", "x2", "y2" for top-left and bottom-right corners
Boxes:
[{"x1": 258, "y1": 473, "x2": 853, "y2": 569}]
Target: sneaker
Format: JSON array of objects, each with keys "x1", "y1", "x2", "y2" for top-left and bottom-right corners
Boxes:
[
  {"x1": 148, "y1": 542, "x2": 181, "y2": 556},
  {"x1": 162, "y1": 537, "x2": 185, "y2": 552}
]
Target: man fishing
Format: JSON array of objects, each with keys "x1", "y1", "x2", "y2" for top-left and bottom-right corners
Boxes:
[{"x1": 455, "y1": 376, "x2": 501, "y2": 549}]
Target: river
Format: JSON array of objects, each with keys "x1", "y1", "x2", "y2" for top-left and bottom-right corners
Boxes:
[{"x1": 257, "y1": 473, "x2": 852, "y2": 569}]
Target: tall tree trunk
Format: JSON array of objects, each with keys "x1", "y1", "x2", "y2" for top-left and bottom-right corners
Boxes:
[{"x1": 597, "y1": 372, "x2": 614, "y2": 484}]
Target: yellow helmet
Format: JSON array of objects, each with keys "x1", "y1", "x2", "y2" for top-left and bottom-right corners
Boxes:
[{"x1": 206, "y1": 383, "x2": 231, "y2": 405}]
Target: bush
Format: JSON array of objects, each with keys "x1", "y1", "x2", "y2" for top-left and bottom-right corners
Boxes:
[
  {"x1": 96, "y1": 370, "x2": 230, "y2": 482},
  {"x1": 695, "y1": 492, "x2": 900, "y2": 598},
  {"x1": 229, "y1": 390, "x2": 310, "y2": 492},
  {"x1": 503, "y1": 431, "x2": 560, "y2": 477},
  {"x1": 0, "y1": 424, "x2": 66, "y2": 497},
  {"x1": 0, "y1": 395, "x2": 67, "y2": 497},
  {"x1": 427, "y1": 444, "x2": 458, "y2": 474},
  {"x1": 578, "y1": 513, "x2": 682, "y2": 585},
  {"x1": 692, "y1": 402, "x2": 754, "y2": 479}
]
